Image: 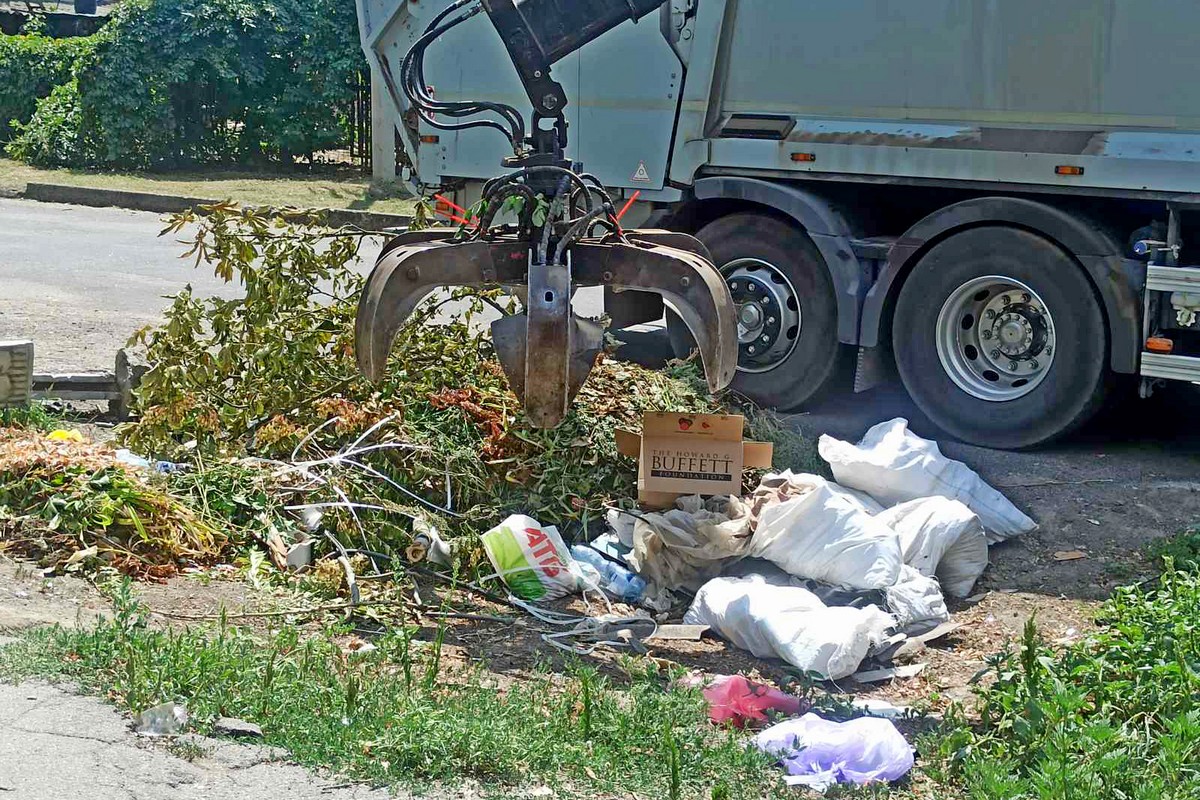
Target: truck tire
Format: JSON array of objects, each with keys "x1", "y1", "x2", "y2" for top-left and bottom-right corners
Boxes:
[
  {"x1": 892, "y1": 226, "x2": 1109, "y2": 449},
  {"x1": 666, "y1": 213, "x2": 841, "y2": 409}
]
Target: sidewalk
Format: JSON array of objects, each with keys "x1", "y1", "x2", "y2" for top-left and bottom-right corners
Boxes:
[{"x1": 0, "y1": 680, "x2": 408, "y2": 800}]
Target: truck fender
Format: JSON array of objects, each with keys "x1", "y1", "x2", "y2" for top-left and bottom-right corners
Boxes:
[
  {"x1": 859, "y1": 197, "x2": 1145, "y2": 374},
  {"x1": 692, "y1": 176, "x2": 867, "y2": 345}
]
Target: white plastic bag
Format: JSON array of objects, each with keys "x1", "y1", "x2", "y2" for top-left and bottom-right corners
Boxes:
[
  {"x1": 876, "y1": 497, "x2": 989, "y2": 598},
  {"x1": 818, "y1": 419, "x2": 1036, "y2": 542},
  {"x1": 750, "y1": 474, "x2": 903, "y2": 590},
  {"x1": 683, "y1": 575, "x2": 895, "y2": 680},
  {"x1": 885, "y1": 565, "x2": 950, "y2": 635},
  {"x1": 480, "y1": 515, "x2": 585, "y2": 601}
]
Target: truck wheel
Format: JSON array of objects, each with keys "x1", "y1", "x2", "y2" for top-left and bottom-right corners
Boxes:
[
  {"x1": 893, "y1": 226, "x2": 1109, "y2": 449},
  {"x1": 666, "y1": 213, "x2": 840, "y2": 409}
]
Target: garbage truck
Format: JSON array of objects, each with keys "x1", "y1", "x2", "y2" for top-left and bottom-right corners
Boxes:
[{"x1": 356, "y1": 0, "x2": 1200, "y2": 449}]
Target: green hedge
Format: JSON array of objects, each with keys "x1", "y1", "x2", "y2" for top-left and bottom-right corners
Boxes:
[
  {"x1": 7, "y1": 0, "x2": 365, "y2": 169},
  {"x1": 0, "y1": 33, "x2": 93, "y2": 142}
]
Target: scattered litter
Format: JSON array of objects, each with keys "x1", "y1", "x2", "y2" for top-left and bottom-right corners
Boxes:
[
  {"x1": 851, "y1": 698, "x2": 913, "y2": 719},
  {"x1": 340, "y1": 637, "x2": 377, "y2": 656},
  {"x1": 133, "y1": 702, "x2": 189, "y2": 736},
  {"x1": 819, "y1": 418, "x2": 1037, "y2": 542},
  {"x1": 570, "y1": 544, "x2": 647, "y2": 604},
  {"x1": 480, "y1": 515, "x2": 584, "y2": 601},
  {"x1": 540, "y1": 613, "x2": 657, "y2": 655},
  {"x1": 749, "y1": 472, "x2": 903, "y2": 591},
  {"x1": 877, "y1": 496, "x2": 989, "y2": 598},
  {"x1": 753, "y1": 713, "x2": 914, "y2": 791},
  {"x1": 700, "y1": 674, "x2": 804, "y2": 728},
  {"x1": 286, "y1": 539, "x2": 313, "y2": 570},
  {"x1": 684, "y1": 574, "x2": 894, "y2": 680},
  {"x1": 408, "y1": 518, "x2": 453, "y2": 567},
  {"x1": 1053, "y1": 550, "x2": 1088, "y2": 562},
  {"x1": 212, "y1": 717, "x2": 263, "y2": 738},
  {"x1": 911, "y1": 620, "x2": 962, "y2": 644},
  {"x1": 1086, "y1": 519, "x2": 1101, "y2": 526},
  {"x1": 851, "y1": 663, "x2": 926, "y2": 683},
  {"x1": 646, "y1": 624, "x2": 709, "y2": 641},
  {"x1": 46, "y1": 429, "x2": 84, "y2": 443},
  {"x1": 617, "y1": 494, "x2": 752, "y2": 596}
]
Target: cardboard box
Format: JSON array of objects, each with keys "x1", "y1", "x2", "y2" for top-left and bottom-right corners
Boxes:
[{"x1": 616, "y1": 412, "x2": 773, "y2": 507}]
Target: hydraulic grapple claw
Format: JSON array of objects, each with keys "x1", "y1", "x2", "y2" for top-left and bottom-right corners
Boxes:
[{"x1": 354, "y1": 229, "x2": 737, "y2": 428}]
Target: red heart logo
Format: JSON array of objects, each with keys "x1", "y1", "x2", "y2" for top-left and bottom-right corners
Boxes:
[{"x1": 678, "y1": 418, "x2": 693, "y2": 430}]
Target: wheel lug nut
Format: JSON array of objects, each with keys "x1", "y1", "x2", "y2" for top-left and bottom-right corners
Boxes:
[
  {"x1": 982, "y1": 330, "x2": 993, "y2": 340},
  {"x1": 1022, "y1": 292, "x2": 1031, "y2": 302},
  {"x1": 767, "y1": 316, "x2": 775, "y2": 324},
  {"x1": 1009, "y1": 361, "x2": 1019, "y2": 370},
  {"x1": 730, "y1": 282, "x2": 739, "y2": 291},
  {"x1": 1046, "y1": 346, "x2": 1052, "y2": 356},
  {"x1": 1002, "y1": 296, "x2": 1011, "y2": 305},
  {"x1": 761, "y1": 335, "x2": 770, "y2": 343},
  {"x1": 991, "y1": 349, "x2": 1001, "y2": 358},
  {"x1": 985, "y1": 309, "x2": 996, "y2": 319},
  {"x1": 748, "y1": 345, "x2": 756, "y2": 354},
  {"x1": 1030, "y1": 359, "x2": 1039, "y2": 370}
]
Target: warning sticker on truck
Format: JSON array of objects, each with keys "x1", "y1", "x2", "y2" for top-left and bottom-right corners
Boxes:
[{"x1": 631, "y1": 161, "x2": 651, "y2": 183}]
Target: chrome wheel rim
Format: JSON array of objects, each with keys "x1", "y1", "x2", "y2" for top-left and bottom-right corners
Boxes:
[
  {"x1": 935, "y1": 275, "x2": 1056, "y2": 402},
  {"x1": 723, "y1": 258, "x2": 801, "y2": 374}
]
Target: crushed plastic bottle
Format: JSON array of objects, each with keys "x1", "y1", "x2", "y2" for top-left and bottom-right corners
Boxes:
[
  {"x1": 570, "y1": 545, "x2": 646, "y2": 604},
  {"x1": 133, "y1": 702, "x2": 188, "y2": 736}
]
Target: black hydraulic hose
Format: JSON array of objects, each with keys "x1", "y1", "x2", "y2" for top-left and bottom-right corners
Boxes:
[{"x1": 399, "y1": 4, "x2": 525, "y2": 147}]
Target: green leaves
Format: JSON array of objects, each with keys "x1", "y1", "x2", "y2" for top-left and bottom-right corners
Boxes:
[{"x1": 4, "y1": 0, "x2": 365, "y2": 168}]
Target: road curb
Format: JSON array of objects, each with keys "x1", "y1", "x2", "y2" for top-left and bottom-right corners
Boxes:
[{"x1": 22, "y1": 182, "x2": 412, "y2": 230}]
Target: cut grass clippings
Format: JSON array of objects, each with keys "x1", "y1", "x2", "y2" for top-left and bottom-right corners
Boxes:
[
  {"x1": 0, "y1": 583, "x2": 782, "y2": 800},
  {"x1": 0, "y1": 428, "x2": 225, "y2": 578}
]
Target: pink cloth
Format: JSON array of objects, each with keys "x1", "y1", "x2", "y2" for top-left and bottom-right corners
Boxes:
[{"x1": 702, "y1": 674, "x2": 804, "y2": 727}]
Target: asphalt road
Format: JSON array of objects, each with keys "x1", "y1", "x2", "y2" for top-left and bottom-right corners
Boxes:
[{"x1": 3, "y1": 197, "x2": 1200, "y2": 599}]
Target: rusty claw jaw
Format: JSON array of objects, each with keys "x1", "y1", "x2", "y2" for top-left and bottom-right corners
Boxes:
[{"x1": 354, "y1": 229, "x2": 737, "y2": 428}]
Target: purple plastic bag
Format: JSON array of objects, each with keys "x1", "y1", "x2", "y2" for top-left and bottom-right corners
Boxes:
[{"x1": 753, "y1": 713, "x2": 914, "y2": 791}]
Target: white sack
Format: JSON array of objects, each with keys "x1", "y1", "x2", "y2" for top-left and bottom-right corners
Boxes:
[
  {"x1": 885, "y1": 566, "x2": 950, "y2": 635},
  {"x1": 818, "y1": 418, "x2": 1036, "y2": 542},
  {"x1": 684, "y1": 575, "x2": 895, "y2": 680},
  {"x1": 876, "y1": 497, "x2": 989, "y2": 598},
  {"x1": 750, "y1": 474, "x2": 903, "y2": 590}
]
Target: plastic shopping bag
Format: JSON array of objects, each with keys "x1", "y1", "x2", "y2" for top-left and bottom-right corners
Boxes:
[{"x1": 480, "y1": 515, "x2": 584, "y2": 600}]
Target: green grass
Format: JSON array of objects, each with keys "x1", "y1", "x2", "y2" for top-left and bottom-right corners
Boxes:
[
  {"x1": 0, "y1": 581, "x2": 780, "y2": 799},
  {"x1": 917, "y1": 556, "x2": 1200, "y2": 800},
  {"x1": 0, "y1": 158, "x2": 417, "y2": 216},
  {"x1": 0, "y1": 401, "x2": 59, "y2": 431}
]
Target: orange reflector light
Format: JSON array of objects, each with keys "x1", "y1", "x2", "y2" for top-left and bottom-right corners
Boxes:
[
  {"x1": 1146, "y1": 336, "x2": 1174, "y2": 354},
  {"x1": 791, "y1": 152, "x2": 817, "y2": 163},
  {"x1": 435, "y1": 198, "x2": 453, "y2": 215},
  {"x1": 420, "y1": 135, "x2": 440, "y2": 144},
  {"x1": 1055, "y1": 165, "x2": 1084, "y2": 176}
]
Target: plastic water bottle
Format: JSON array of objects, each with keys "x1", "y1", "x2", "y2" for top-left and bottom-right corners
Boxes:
[{"x1": 570, "y1": 545, "x2": 646, "y2": 604}]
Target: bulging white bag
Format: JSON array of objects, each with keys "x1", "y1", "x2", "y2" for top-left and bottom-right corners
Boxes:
[
  {"x1": 818, "y1": 419, "x2": 1036, "y2": 542},
  {"x1": 750, "y1": 474, "x2": 903, "y2": 590},
  {"x1": 876, "y1": 497, "x2": 989, "y2": 598},
  {"x1": 684, "y1": 575, "x2": 895, "y2": 680}
]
